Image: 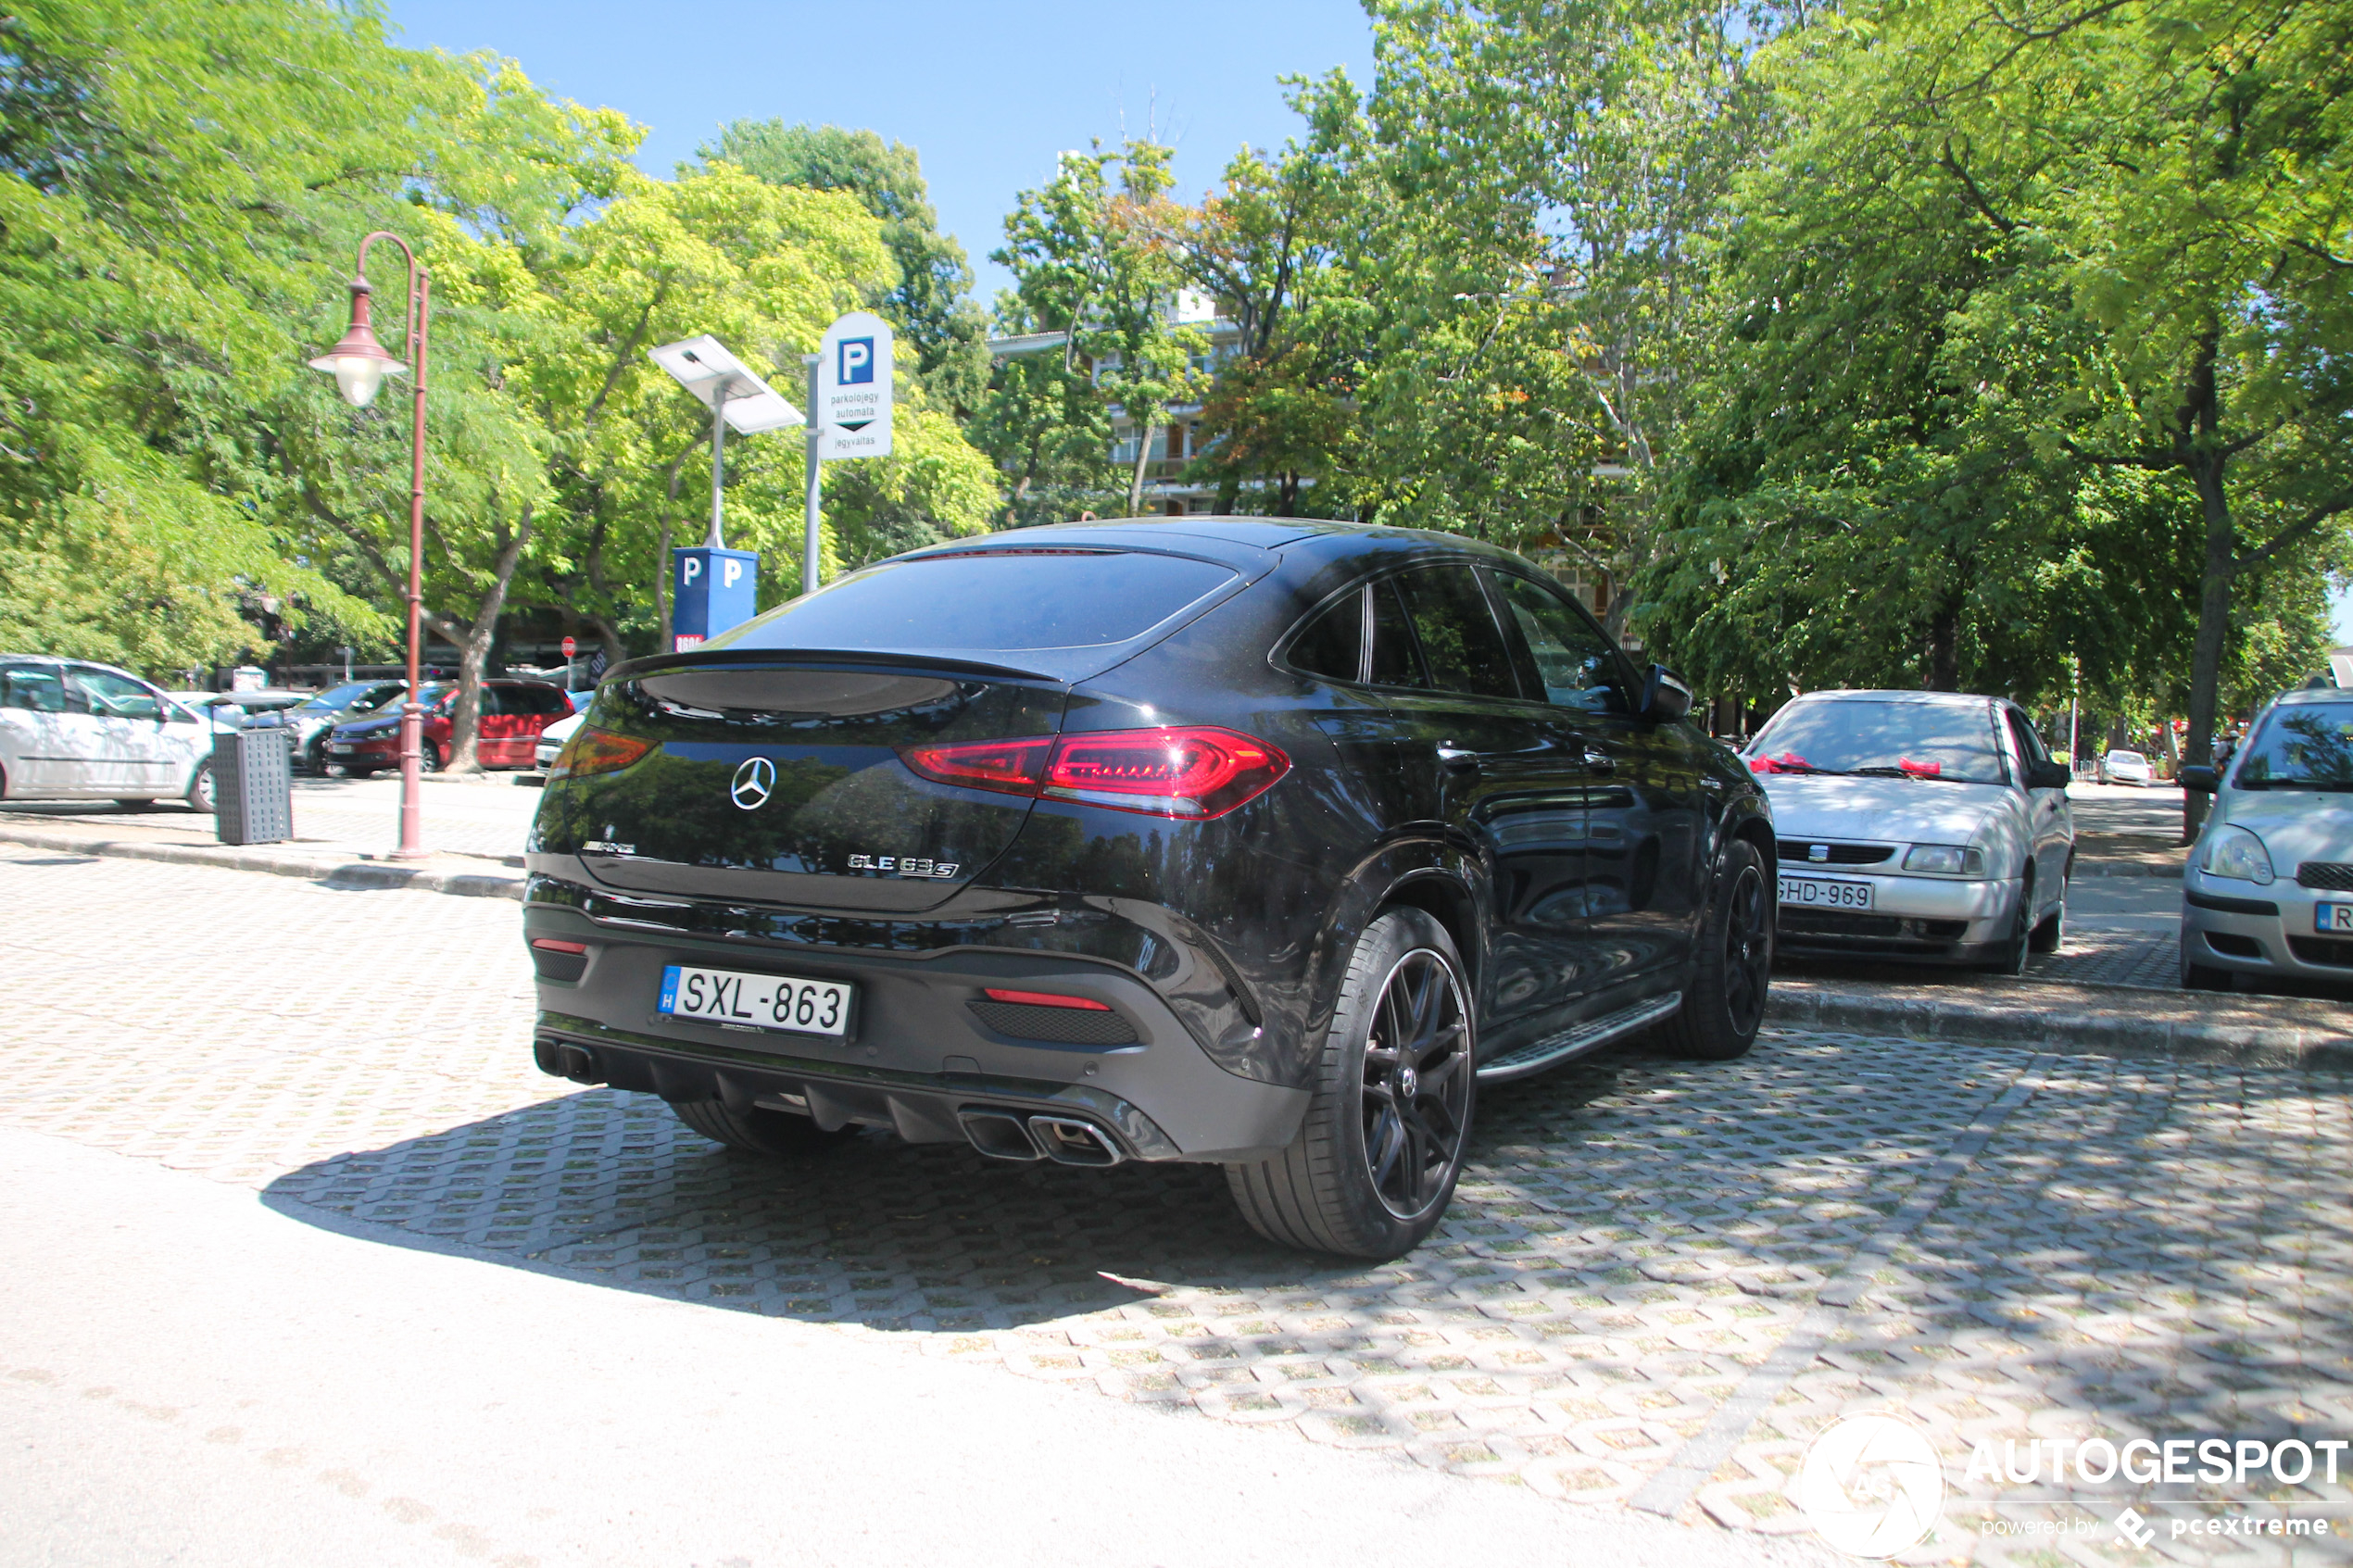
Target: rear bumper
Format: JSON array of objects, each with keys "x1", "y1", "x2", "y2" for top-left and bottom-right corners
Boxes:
[
  {"x1": 522, "y1": 875, "x2": 1308, "y2": 1163},
  {"x1": 2181, "y1": 871, "x2": 2353, "y2": 985}
]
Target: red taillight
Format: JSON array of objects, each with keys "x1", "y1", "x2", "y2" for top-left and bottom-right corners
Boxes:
[
  {"x1": 547, "y1": 726, "x2": 655, "y2": 781},
  {"x1": 983, "y1": 987, "x2": 1111, "y2": 1010},
  {"x1": 899, "y1": 726, "x2": 1290, "y2": 820},
  {"x1": 900, "y1": 737, "x2": 1054, "y2": 791}
]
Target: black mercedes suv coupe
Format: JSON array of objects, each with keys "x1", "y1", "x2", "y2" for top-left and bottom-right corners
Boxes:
[{"x1": 523, "y1": 518, "x2": 1775, "y2": 1259}]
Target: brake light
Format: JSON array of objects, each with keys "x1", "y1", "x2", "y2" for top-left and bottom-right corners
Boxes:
[
  {"x1": 983, "y1": 987, "x2": 1111, "y2": 1010},
  {"x1": 900, "y1": 737, "x2": 1053, "y2": 791},
  {"x1": 547, "y1": 726, "x2": 654, "y2": 781},
  {"x1": 899, "y1": 726, "x2": 1290, "y2": 820}
]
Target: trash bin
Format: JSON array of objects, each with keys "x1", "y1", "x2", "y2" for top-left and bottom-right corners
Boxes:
[{"x1": 214, "y1": 727, "x2": 294, "y2": 846}]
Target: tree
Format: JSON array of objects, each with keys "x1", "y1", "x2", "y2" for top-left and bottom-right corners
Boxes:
[{"x1": 704, "y1": 120, "x2": 993, "y2": 416}]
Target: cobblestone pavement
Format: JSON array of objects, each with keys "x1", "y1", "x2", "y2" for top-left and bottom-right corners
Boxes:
[{"x1": 6, "y1": 841, "x2": 2351, "y2": 1562}]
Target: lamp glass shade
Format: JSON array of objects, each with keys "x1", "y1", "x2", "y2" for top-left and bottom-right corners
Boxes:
[{"x1": 308, "y1": 317, "x2": 407, "y2": 408}]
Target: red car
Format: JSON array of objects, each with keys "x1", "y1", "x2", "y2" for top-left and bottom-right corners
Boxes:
[{"x1": 324, "y1": 681, "x2": 573, "y2": 773}]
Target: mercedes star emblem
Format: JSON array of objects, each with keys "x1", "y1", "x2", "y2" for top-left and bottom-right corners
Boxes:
[{"x1": 730, "y1": 756, "x2": 776, "y2": 810}]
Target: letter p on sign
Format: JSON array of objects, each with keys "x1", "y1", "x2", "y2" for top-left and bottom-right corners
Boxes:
[
  {"x1": 680, "y1": 556, "x2": 702, "y2": 586},
  {"x1": 722, "y1": 558, "x2": 743, "y2": 589},
  {"x1": 837, "y1": 337, "x2": 875, "y2": 384}
]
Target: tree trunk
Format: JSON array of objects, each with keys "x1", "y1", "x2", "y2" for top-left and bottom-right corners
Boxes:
[
  {"x1": 2181, "y1": 450, "x2": 2234, "y2": 839},
  {"x1": 1276, "y1": 470, "x2": 1300, "y2": 517},
  {"x1": 1126, "y1": 422, "x2": 1158, "y2": 516},
  {"x1": 440, "y1": 512, "x2": 535, "y2": 774},
  {"x1": 1925, "y1": 606, "x2": 1959, "y2": 692}
]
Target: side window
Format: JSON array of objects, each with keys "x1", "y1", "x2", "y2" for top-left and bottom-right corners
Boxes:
[
  {"x1": 1491, "y1": 571, "x2": 1624, "y2": 712},
  {"x1": 2005, "y1": 710, "x2": 2046, "y2": 777},
  {"x1": 1288, "y1": 587, "x2": 1365, "y2": 683},
  {"x1": 2, "y1": 668, "x2": 67, "y2": 712},
  {"x1": 533, "y1": 686, "x2": 572, "y2": 715},
  {"x1": 482, "y1": 688, "x2": 512, "y2": 718},
  {"x1": 71, "y1": 669, "x2": 162, "y2": 721},
  {"x1": 1367, "y1": 579, "x2": 1421, "y2": 687},
  {"x1": 1393, "y1": 564, "x2": 1519, "y2": 701}
]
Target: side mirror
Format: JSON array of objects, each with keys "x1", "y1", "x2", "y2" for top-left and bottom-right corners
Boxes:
[
  {"x1": 2178, "y1": 764, "x2": 2220, "y2": 793},
  {"x1": 1638, "y1": 663, "x2": 1692, "y2": 723},
  {"x1": 2026, "y1": 759, "x2": 2072, "y2": 790}
]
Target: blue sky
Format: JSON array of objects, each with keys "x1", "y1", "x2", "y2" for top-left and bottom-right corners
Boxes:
[{"x1": 383, "y1": 0, "x2": 1377, "y2": 306}]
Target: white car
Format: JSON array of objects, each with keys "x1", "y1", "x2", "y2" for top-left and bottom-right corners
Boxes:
[
  {"x1": 1743, "y1": 689, "x2": 2074, "y2": 972},
  {"x1": 2098, "y1": 749, "x2": 2155, "y2": 786},
  {"x1": 2179, "y1": 687, "x2": 2353, "y2": 989},
  {"x1": 535, "y1": 709, "x2": 585, "y2": 771},
  {"x1": 2, "y1": 656, "x2": 216, "y2": 809}
]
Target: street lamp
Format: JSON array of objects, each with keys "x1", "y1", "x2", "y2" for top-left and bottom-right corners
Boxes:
[{"x1": 309, "y1": 231, "x2": 431, "y2": 860}]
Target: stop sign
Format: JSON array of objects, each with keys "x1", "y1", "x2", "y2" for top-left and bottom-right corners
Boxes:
[{"x1": 560, "y1": 635, "x2": 576, "y2": 659}]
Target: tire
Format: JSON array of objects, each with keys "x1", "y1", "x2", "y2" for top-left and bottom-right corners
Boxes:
[
  {"x1": 183, "y1": 760, "x2": 214, "y2": 813},
  {"x1": 1654, "y1": 836, "x2": 1772, "y2": 1060},
  {"x1": 2181, "y1": 943, "x2": 2234, "y2": 992},
  {"x1": 418, "y1": 743, "x2": 444, "y2": 774},
  {"x1": 2029, "y1": 893, "x2": 2065, "y2": 954},
  {"x1": 669, "y1": 1098, "x2": 853, "y2": 1158},
  {"x1": 1983, "y1": 875, "x2": 2032, "y2": 976},
  {"x1": 1226, "y1": 908, "x2": 1476, "y2": 1261}
]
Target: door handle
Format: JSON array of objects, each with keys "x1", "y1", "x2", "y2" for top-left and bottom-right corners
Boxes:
[
  {"x1": 1436, "y1": 744, "x2": 1480, "y2": 773},
  {"x1": 1581, "y1": 749, "x2": 1617, "y2": 772}
]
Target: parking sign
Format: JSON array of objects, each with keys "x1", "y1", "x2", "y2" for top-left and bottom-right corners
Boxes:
[{"x1": 817, "y1": 312, "x2": 892, "y2": 459}]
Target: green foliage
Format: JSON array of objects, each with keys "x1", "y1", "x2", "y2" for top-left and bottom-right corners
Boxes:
[{"x1": 705, "y1": 120, "x2": 993, "y2": 414}]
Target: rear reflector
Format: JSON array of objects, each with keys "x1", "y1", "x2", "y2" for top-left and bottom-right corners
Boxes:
[
  {"x1": 900, "y1": 726, "x2": 1290, "y2": 820},
  {"x1": 547, "y1": 726, "x2": 655, "y2": 781},
  {"x1": 983, "y1": 987, "x2": 1112, "y2": 1010},
  {"x1": 531, "y1": 938, "x2": 588, "y2": 953}
]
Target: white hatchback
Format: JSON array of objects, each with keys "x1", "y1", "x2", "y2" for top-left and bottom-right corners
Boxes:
[
  {"x1": 0, "y1": 656, "x2": 216, "y2": 809},
  {"x1": 1743, "y1": 690, "x2": 2074, "y2": 972}
]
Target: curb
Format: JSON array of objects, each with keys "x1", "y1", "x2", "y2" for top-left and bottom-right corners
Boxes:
[
  {"x1": 0, "y1": 825, "x2": 524, "y2": 900},
  {"x1": 1764, "y1": 985, "x2": 2353, "y2": 1072},
  {"x1": 2071, "y1": 862, "x2": 2182, "y2": 880}
]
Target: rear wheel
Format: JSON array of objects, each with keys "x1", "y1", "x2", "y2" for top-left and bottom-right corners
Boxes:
[
  {"x1": 183, "y1": 760, "x2": 214, "y2": 813},
  {"x1": 1654, "y1": 837, "x2": 1771, "y2": 1060},
  {"x1": 669, "y1": 1098, "x2": 853, "y2": 1158},
  {"x1": 418, "y1": 743, "x2": 444, "y2": 774},
  {"x1": 1226, "y1": 908, "x2": 1475, "y2": 1261}
]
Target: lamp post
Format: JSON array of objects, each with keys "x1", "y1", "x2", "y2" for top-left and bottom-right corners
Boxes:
[{"x1": 309, "y1": 231, "x2": 431, "y2": 859}]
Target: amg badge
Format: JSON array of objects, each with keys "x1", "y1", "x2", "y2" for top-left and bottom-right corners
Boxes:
[{"x1": 847, "y1": 853, "x2": 960, "y2": 879}]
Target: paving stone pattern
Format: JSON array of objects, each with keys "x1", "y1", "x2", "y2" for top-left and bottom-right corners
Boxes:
[
  {"x1": 2029, "y1": 926, "x2": 2181, "y2": 990},
  {"x1": 6, "y1": 841, "x2": 2349, "y2": 1563}
]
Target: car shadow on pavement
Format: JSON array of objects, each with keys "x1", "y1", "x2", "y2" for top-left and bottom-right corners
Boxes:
[{"x1": 252, "y1": 1044, "x2": 1726, "y2": 1337}]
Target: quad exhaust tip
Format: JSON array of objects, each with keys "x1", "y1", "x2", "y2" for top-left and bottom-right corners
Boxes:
[{"x1": 957, "y1": 1110, "x2": 1124, "y2": 1167}]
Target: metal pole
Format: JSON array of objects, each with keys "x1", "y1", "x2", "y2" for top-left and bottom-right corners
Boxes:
[
  {"x1": 706, "y1": 383, "x2": 729, "y2": 550},
  {"x1": 803, "y1": 353, "x2": 822, "y2": 595},
  {"x1": 2068, "y1": 656, "x2": 2080, "y2": 778},
  {"x1": 392, "y1": 261, "x2": 431, "y2": 860}
]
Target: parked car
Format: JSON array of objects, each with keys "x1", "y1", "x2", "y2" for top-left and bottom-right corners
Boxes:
[
  {"x1": 1743, "y1": 690, "x2": 2074, "y2": 973},
  {"x1": 325, "y1": 680, "x2": 572, "y2": 773},
  {"x1": 166, "y1": 689, "x2": 314, "y2": 732},
  {"x1": 535, "y1": 709, "x2": 584, "y2": 771},
  {"x1": 0, "y1": 656, "x2": 216, "y2": 809},
  {"x1": 522, "y1": 518, "x2": 1776, "y2": 1260},
  {"x1": 2178, "y1": 688, "x2": 2353, "y2": 989},
  {"x1": 2098, "y1": 749, "x2": 2155, "y2": 786},
  {"x1": 245, "y1": 679, "x2": 409, "y2": 772}
]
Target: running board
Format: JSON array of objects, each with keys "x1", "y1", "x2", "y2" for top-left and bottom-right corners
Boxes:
[{"x1": 1476, "y1": 992, "x2": 1683, "y2": 1084}]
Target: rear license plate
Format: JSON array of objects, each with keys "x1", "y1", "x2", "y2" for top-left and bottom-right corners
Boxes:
[
  {"x1": 2317, "y1": 905, "x2": 2353, "y2": 934},
  {"x1": 1779, "y1": 876, "x2": 1873, "y2": 910},
  {"x1": 659, "y1": 964, "x2": 853, "y2": 1036}
]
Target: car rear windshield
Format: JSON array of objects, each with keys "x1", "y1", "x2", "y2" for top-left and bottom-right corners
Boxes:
[
  {"x1": 710, "y1": 550, "x2": 1238, "y2": 654},
  {"x1": 2234, "y1": 702, "x2": 2353, "y2": 790},
  {"x1": 1746, "y1": 700, "x2": 2007, "y2": 784}
]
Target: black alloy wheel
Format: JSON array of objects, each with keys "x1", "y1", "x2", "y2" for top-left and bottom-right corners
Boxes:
[
  {"x1": 1227, "y1": 908, "x2": 1477, "y2": 1260},
  {"x1": 1359, "y1": 946, "x2": 1475, "y2": 1221},
  {"x1": 1655, "y1": 837, "x2": 1771, "y2": 1060}
]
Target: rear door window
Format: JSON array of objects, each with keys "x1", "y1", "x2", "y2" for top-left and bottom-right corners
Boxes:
[
  {"x1": 1287, "y1": 589, "x2": 1364, "y2": 683},
  {"x1": 716, "y1": 550, "x2": 1238, "y2": 653},
  {"x1": 1393, "y1": 564, "x2": 1519, "y2": 701}
]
